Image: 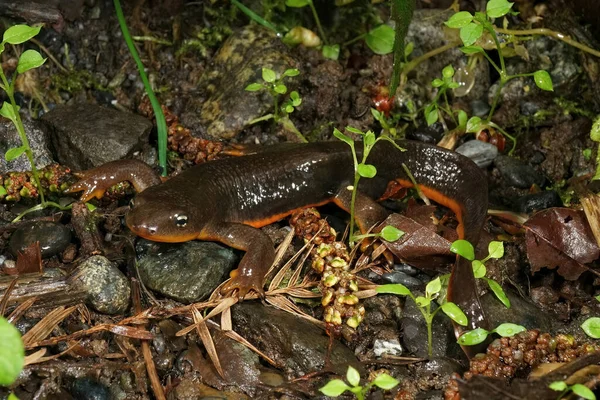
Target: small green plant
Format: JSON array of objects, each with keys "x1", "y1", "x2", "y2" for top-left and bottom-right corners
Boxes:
[
  {"x1": 377, "y1": 277, "x2": 468, "y2": 357},
  {"x1": 0, "y1": 316, "x2": 25, "y2": 386},
  {"x1": 332, "y1": 126, "x2": 405, "y2": 245},
  {"x1": 424, "y1": 64, "x2": 468, "y2": 130},
  {"x1": 590, "y1": 115, "x2": 600, "y2": 181},
  {"x1": 319, "y1": 366, "x2": 399, "y2": 399},
  {"x1": 549, "y1": 381, "x2": 596, "y2": 400},
  {"x1": 457, "y1": 322, "x2": 525, "y2": 346},
  {"x1": 246, "y1": 67, "x2": 302, "y2": 123},
  {"x1": 450, "y1": 240, "x2": 510, "y2": 308},
  {"x1": 581, "y1": 295, "x2": 600, "y2": 339},
  {"x1": 445, "y1": 0, "x2": 554, "y2": 153},
  {"x1": 113, "y1": 0, "x2": 167, "y2": 176}
]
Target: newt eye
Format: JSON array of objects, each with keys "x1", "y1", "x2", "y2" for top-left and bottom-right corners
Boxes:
[{"x1": 175, "y1": 214, "x2": 188, "y2": 227}]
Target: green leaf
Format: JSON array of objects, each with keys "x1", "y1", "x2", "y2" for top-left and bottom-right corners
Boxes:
[
  {"x1": 488, "y1": 241, "x2": 504, "y2": 259},
  {"x1": 245, "y1": 83, "x2": 263, "y2": 92},
  {"x1": 345, "y1": 126, "x2": 363, "y2": 135},
  {"x1": 283, "y1": 68, "x2": 300, "y2": 77},
  {"x1": 442, "y1": 64, "x2": 455, "y2": 79},
  {"x1": 2, "y1": 24, "x2": 41, "y2": 45},
  {"x1": 333, "y1": 128, "x2": 354, "y2": 147},
  {"x1": 0, "y1": 42, "x2": 4, "y2": 55},
  {"x1": 459, "y1": 23, "x2": 484, "y2": 47},
  {"x1": 415, "y1": 296, "x2": 430, "y2": 307},
  {"x1": 286, "y1": 0, "x2": 311, "y2": 6},
  {"x1": 445, "y1": 11, "x2": 474, "y2": 29},
  {"x1": 425, "y1": 104, "x2": 438, "y2": 126},
  {"x1": 0, "y1": 186, "x2": 6, "y2": 196},
  {"x1": 441, "y1": 302, "x2": 468, "y2": 326},
  {"x1": 461, "y1": 45, "x2": 484, "y2": 54},
  {"x1": 472, "y1": 260, "x2": 486, "y2": 279},
  {"x1": 591, "y1": 116, "x2": 600, "y2": 142},
  {"x1": 431, "y1": 78, "x2": 444, "y2": 88},
  {"x1": 458, "y1": 328, "x2": 489, "y2": 345},
  {"x1": 533, "y1": 70, "x2": 553, "y2": 91},
  {"x1": 16, "y1": 49, "x2": 46, "y2": 74},
  {"x1": 466, "y1": 116, "x2": 482, "y2": 133},
  {"x1": 85, "y1": 202, "x2": 97, "y2": 212},
  {"x1": 5, "y1": 146, "x2": 26, "y2": 162},
  {"x1": 426, "y1": 277, "x2": 442, "y2": 297},
  {"x1": 377, "y1": 284, "x2": 412, "y2": 296},
  {"x1": 381, "y1": 225, "x2": 404, "y2": 242},
  {"x1": 8, "y1": 393, "x2": 18, "y2": 400},
  {"x1": 285, "y1": 104, "x2": 294, "y2": 113},
  {"x1": 405, "y1": 41, "x2": 414, "y2": 57},
  {"x1": 0, "y1": 317, "x2": 25, "y2": 386},
  {"x1": 448, "y1": 82, "x2": 460, "y2": 89},
  {"x1": 0, "y1": 101, "x2": 17, "y2": 122},
  {"x1": 549, "y1": 381, "x2": 568, "y2": 392},
  {"x1": 581, "y1": 317, "x2": 600, "y2": 339},
  {"x1": 274, "y1": 84, "x2": 287, "y2": 94},
  {"x1": 457, "y1": 110, "x2": 468, "y2": 128},
  {"x1": 322, "y1": 44, "x2": 340, "y2": 60},
  {"x1": 262, "y1": 68, "x2": 277, "y2": 83},
  {"x1": 485, "y1": 278, "x2": 511, "y2": 308},
  {"x1": 358, "y1": 163, "x2": 377, "y2": 178},
  {"x1": 372, "y1": 373, "x2": 400, "y2": 390},
  {"x1": 494, "y1": 323, "x2": 526, "y2": 337},
  {"x1": 365, "y1": 24, "x2": 395, "y2": 55},
  {"x1": 450, "y1": 239, "x2": 475, "y2": 261},
  {"x1": 346, "y1": 366, "x2": 360, "y2": 387},
  {"x1": 486, "y1": 0, "x2": 514, "y2": 19},
  {"x1": 571, "y1": 383, "x2": 596, "y2": 400},
  {"x1": 364, "y1": 131, "x2": 376, "y2": 146},
  {"x1": 319, "y1": 379, "x2": 350, "y2": 396},
  {"x1": 596, "y1": 294, "x2": 600, "y2": 303}
]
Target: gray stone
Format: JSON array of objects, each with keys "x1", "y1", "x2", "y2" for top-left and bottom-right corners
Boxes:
[
  {"x1": 382, "y1": 271, "x2": 423, "y2": 288},
  {"x1": 136, "y1": 239, "x2": 237, "y2": 303},
  {"x1": 494, "y1": 155, "x2": 546, "y2": 189},
  {"x1": 40, "y1": 103, "x2": 152, "y2": 170},
  {"x1": 456, "y1": 140, "x2": 499, "y2": 168},
  {"x1": 232, "y1": 302, "x2": 363, "y2": 377},
  {"x1": 481, "y1": 290, "x2": 554, "y2": 333},
  {"x1": 71, "y1": 377, "x2": 111, "y2": 400},
  {"x1": 71, "y1": 255, "x2": 131, "y2": 314},
  {"x1": 373, "y1": 338, "x2": 403, "y2": 357},
  {"x1": 0, "y1": 116, "x2": 54, "y2": 174},
  {"x1": 9, "y1": 221, "x2": 71, "y2": 258}
]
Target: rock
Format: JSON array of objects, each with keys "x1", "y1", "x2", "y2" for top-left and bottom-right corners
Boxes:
[
  {"x1": 481, "y1": 290, "x2": 554, "y2": 333},
  {"x1": 494, "y1": 155, "x2": 546, "y2": 189},
  {"x1": 382, "y1": 271, "x2": 423, "y2": 288},
  {"x1": 393, "y1": 263, "x2": 420, "y2": 276},
  {"x1": 71, "y1": 377, "x2": 111, "y2": 400},
  {"x1": 40, "y1": 103, "x2": 153, "y2": 170},
  {"x1": 9, "y1": 221, "x2": 71, "y2": 258},
  {"x1": 136, "y1": 239, "x2": 237, "y2": 303},
  {"x1": 71, "y1": 255, "x2": 131, "y2": 314},
  {"x1": 456, "y1": 140, "x2": 498, "y2": 168},
  {"x1": 232, "y1": 302, "x2": 362, "y2": 377},
  {"x1": 0, "y1": 116, "x2": 54, "y2": 174},
  {"x1": 186, "y1": 25, "x2": 297, "y2": 140},
  {"x1": 373, "y1": 338, "x2": 403, "y2": 357},
  {"x1": 514, "y1": 190, "x2": 562, "y2": 213}
]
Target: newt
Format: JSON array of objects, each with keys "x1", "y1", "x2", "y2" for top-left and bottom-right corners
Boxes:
[{"x1": 68, "y1": 140, "x2": 488, "y2": 334}]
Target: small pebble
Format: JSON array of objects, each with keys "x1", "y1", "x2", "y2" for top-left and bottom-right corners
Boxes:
[
  {"x1": 9, "y1": 221, "x2": 71, "y2": 258},
  {"x1": 382, "y1": 271, "x2": 422, "y2": 288},
  {"x1": 494, "y1": 155, "x2": 546, "y2": 189},
  {"x1": 373, "y1": 338, "x2": 403, "y2": 357},
  {"x1": 456, "y1": 140, "x2": 498, "y2": 168},
  {"x1": 71, "y1": 377, "x2": 111, "y2": 400},
  {"x1": 514, "y1": 190, "x2": 562, "y2": 213}
]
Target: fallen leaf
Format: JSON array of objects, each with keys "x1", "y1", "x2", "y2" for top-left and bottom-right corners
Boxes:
[
  {"x1": 525, "y1": 208, "x2": 600, "y2": 280},
  {"x1": 16, "y1": 241, "x2": 42, "y2": 274}
]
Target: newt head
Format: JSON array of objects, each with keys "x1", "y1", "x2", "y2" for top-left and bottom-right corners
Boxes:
[{"x1": 125, "y1": 190, "x2": 201, "y2": 243}]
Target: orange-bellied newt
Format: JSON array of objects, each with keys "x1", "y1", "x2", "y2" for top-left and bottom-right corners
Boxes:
[{"x1": 68, "y1": 140, "x2": 489, "y2": 336}]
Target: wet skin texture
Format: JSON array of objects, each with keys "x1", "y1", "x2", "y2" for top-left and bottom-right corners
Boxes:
[{"x1": 68, "y1": 141, "x2": 489, "y2": 341}]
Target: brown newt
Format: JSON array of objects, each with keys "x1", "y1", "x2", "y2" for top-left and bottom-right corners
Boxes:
[{"x1": 68, "y1": 140, "x2": 488, "y2": 334}]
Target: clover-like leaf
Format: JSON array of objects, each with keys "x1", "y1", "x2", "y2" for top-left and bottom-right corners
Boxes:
[
  {"x1": 245, "y1": 83, "x2": 263, "y2": 92},
  {"x1": 17, "y1": 49, "x2": 46, "y2": 74},
  {"x1": 319, "y1": 379, "x2": 350, "y2": 397},
  {"x1": 486, "y1": 0, "x2": 514, "y2": 19},
  {"x1": 381, "y1": 225, "x2": 404, "y2": 242},
  {"x1": 441, "y1": 302, "x2": 468, "y2": 326},
  {"x1": 377, "y1": 284, "x2": 412, "y2": 296},
  {"x1": 581, "y1": 317, "x2": 600, "y2": 339},
  {"x1": 346, "y1": 366, "x2": 360, "y2": 387},
  {"x1": 460, "y1": 23, "x2": 484, "y2": 47},
  {"x1": 450, "y1": 239, "x2": 475, "y2": 261},
  {"x1": 0, "y1": 317, "x2": 25, "y2": 386},
  {"x1": 457, "y1": 328, "x2": 489, "y2": 346},
  {"x1": 494, "y1": 323, "x2": 525, "y2": 337},
  {"x1": 533, "y1": 70, "x2": 553, "y2": 91},
  {"x1": 262, "y1": 68, "x2": 277, "y2": 83},
  {"x1": 357, "y1": 163, "x2": 377, "y2": 178},
  {"x1": 365, "y1": 24, "x2": 395, "y2": 55},
  {"x1": 3, "y1": 24, "x2": 41, "y2": 45},
  {"x1": 445, "y1": 11, "x2": 474, "y2": 29},
  {"x1": 372, "y1": 373, "x2": 400, "y2": 390}
]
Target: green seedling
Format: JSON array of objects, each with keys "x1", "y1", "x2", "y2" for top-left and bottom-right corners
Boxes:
[
  {"x1": 590, "y1": 115, "x2": 600, "y2": 181},
  {"x1": 378, "y1": 277, "x2": 468, "y2": 357},
  {"x1": 0, "y1": 317, "x2": 25, "y2": 386},
  {"x1": 333, "y1": 126, "x2": 405, "y2": 245},
  {"x1": 549, "y1": 381, "x2": 596, "y2": 400},
  {"x1": 581, "y1": 295, "x2": 600, "y2": 339},
  {"x1": 450, "y1": 240, "x2": 510, "y2": 308},
  {"x1": 246, "y1": 67, "x2": 302, "y2": 123},
  {"x1": 445, "y1": 0, "x2": 554, "y2": 153},
  {"x1": 457, "y1": 322, "x2": 525, "y2": 346},
  {"x1": 319, "y1": 366, "x2": 399, "y2": 399},
  {"x1": 424, "y1": 64, "x2": 468, "y2": 130},
  {"x1": 114, "y1": 0, "x2": 167, "y2": 176}
]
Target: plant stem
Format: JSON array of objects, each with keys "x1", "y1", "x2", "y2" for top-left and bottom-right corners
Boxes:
[
  {"x1": 113, "y1": 0, "x2": 168, "y2": 176},
  {"x1": 349, "y1": 170, "x2": 360, "y2": 245},
  {"x1": 231, "y1": 0, "x2": 280, "y2": 33},
  {"x1": 0, "y1": 72, "x2": 45, "y2": 204},
  {"x1": 342, "y1": 33, "x2": 367, "y2": 47},
  {"x1": 308, "y1": 0, "x2": 327, "y2": 44},
  {"x1": 487, "y1": 79, "x2": 504, "y2": 120},
  {"x1": 497, "y1": 27, "x2": 600, "y2": 58}
]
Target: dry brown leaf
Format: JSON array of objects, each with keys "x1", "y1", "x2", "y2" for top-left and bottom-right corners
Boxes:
[
  {"x1": 192, "y1": 306, "x2": 224, "y2": 378},
  {"x1": 16, "y1": 241, "x2": 42, "y2": 274},
  {"x1": 22, "y1": 306, "x2": 77, "y2": 346}
]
